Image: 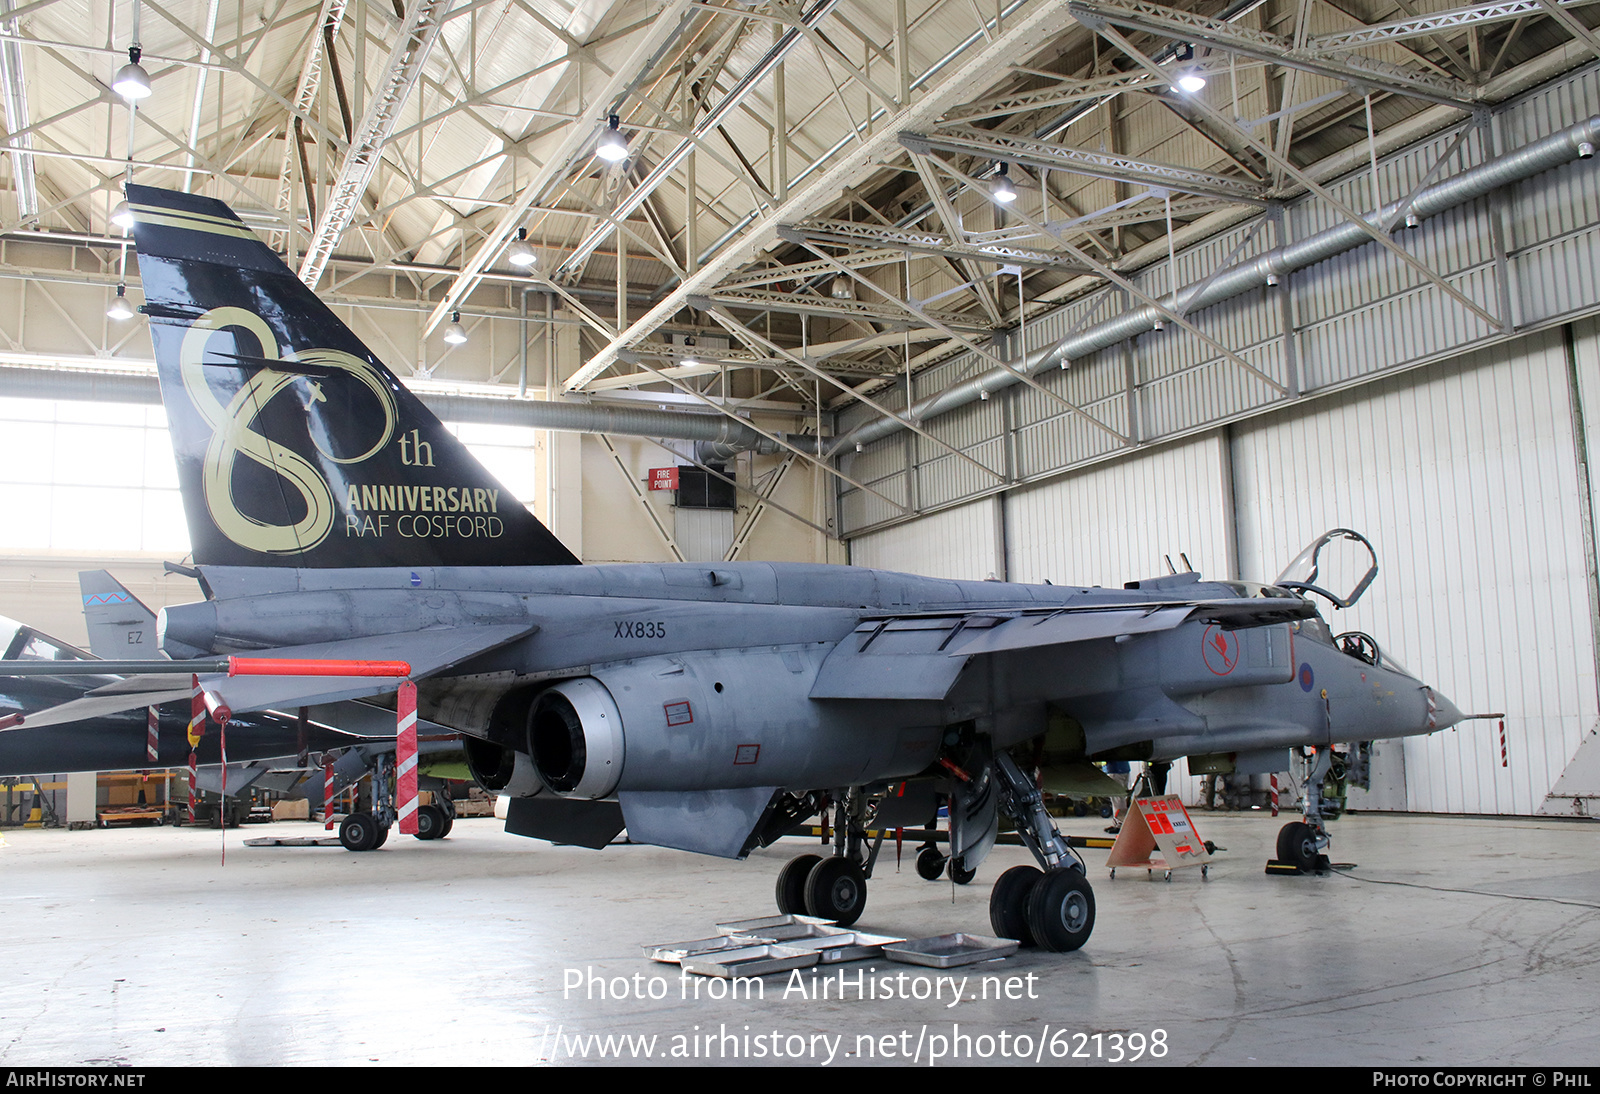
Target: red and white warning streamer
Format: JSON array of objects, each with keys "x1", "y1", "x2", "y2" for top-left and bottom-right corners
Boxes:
[
  {"x1": 396, "y1": 681, "x2": 419, "y2": 836},
  {"x1": 323, "y1": 756, "x2": 336, "y2": 832}
]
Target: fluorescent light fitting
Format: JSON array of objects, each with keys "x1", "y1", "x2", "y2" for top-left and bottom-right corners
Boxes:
[
  {"x1": 596, "y1": 114, "x2": 628, "y2": 162},
  {"x1": 113, "y1": 46, "x2": 152, "y2": 101},
  {"x1": 443, "y1": 311, "x2": 468, "y2": 345},
  {"x1": 107, "y1": 284, "x2": 135, "y2": 321},
  {"x1": 991, "y1": 162, "x2": 1017, "y2": 204},
  {"x1": 507, "y1": 227, "x2": 537, "y2": 269}
]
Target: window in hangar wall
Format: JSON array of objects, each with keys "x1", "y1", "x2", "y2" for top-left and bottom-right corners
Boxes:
[{"x1": 0, "y1": 397, "x2": 542, "y2": 554}]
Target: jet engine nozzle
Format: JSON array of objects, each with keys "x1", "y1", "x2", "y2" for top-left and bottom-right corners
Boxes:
[
  {"x1": 463, "y1": 735, "x2": 544, "y2": 798},
  {"x1": 528, "y1": 677, "x2": 624, "y2": 799},
  {"x1": 157, "y1": 601, "x2": 217, "y2": 659}
]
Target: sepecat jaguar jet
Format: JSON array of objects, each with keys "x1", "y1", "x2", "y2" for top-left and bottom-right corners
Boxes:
[{"x1": 28, "y1": 185, "x2": 1465, "y2": 951}]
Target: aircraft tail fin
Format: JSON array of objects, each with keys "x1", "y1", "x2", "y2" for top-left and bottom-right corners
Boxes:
[
  {"x1": 77, "y1": 571, "x2": 159, "y2": 660},
  {"x1": 126, "y1": 184, "x2": 580, "y2": 569}
]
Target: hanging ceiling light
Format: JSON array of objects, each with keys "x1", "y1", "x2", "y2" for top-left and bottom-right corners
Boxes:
[
  {"x1": 111, "y1": 199, "x2": 135, "y2": 230},
  {"x1": 679, "y1": 337, "x2": 699, "y2": 369},
  {"x1": 507, "y1": 227, "x2": 537, "y2": 269},
  {"x1": 991, "y1": 162, "x2": 1017, "y2": 204},
  {"x1": 595, "y1": 114, "x2": 628, "y2": 162},
  {"x1": 106, "y1": 284, "x2": 135, "y2": 320},
  {"x1": 443, "y1": 311, "x2": 468, "y2": 345},
  {"x1": 1169, "y1": 42, "x2": 1205, "y2": 94},
  {"x1": 113, "y1": 45, "x2": 152, "y2": 101}
]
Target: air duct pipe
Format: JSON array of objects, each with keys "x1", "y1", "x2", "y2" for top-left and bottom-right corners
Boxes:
[
  {"x1": 0, "y1": 364, "x2": 803, "y2": 454},
  {"x1": 831, "y1": 114, "x2": 1600, "y2": 455}
]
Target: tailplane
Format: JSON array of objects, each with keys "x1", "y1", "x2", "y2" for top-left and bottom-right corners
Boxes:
[{"x1": 127, "y1": 184, "x2": 580, "y2": 569}]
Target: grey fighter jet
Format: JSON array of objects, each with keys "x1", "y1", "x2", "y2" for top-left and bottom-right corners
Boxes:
[{"x1": 26, "y1": 185, "x2": 1464, "y2": 951}]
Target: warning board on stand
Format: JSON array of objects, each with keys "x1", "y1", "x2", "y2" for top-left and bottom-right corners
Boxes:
[{"x1": 1106, "y1": 795, "x2": 1212, "y2": 871}]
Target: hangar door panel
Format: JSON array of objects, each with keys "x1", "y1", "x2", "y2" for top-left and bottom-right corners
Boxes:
[
  {"x1": 1232, "y1": 329, "x2": 1597, "y2": 816},
  {"x1": 849, "y1": 496, "x2": 1002, "y2": 581},
  {"x1": 1004, "y1": 433, "x2": 1234, "y2": 590}
]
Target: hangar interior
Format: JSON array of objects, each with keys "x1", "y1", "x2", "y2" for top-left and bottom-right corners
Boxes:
[{"x1": 0, "y1": 0, "x2": 1597, "y2": 819}]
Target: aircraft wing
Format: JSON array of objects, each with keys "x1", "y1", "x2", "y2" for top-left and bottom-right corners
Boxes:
[
  {"x1": 14, "y1": 624, "x2": 535, "y2": 729},
  {"x1": 809, "y1": 597, "x2": 1310, "y2": 701}
]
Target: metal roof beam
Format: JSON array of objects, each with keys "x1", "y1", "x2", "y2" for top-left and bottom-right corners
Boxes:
[
  {"x1": 1067, "y1": 0, "x2": 1481, "y2": 107},
  {"x1": 275, "y1": 0, "x2": 351, "y2": 221},
  {"x1": 1306, "y1": 0, "x2": 1600, "y2": 51},
  {"x1": 717, "y1": 248, "x2": 907, "y2": 290},
  {"x1": 779, "y1": 219, "x2": 1096, "y2": 273},
  {"x1": 297, "y1": 0, "x2": 450, "y2": 288},
  {"x1": 902, "y1": 126, "x2": 1268, "y2": 204},
  {"x1": 690, "y1": 287, "x2": 993, "y2": 334}
]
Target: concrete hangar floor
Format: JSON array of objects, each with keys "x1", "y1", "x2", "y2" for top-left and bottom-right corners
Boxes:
[{"x1": 0, "y1": 811, "x2": 1595, "y2": 1068}]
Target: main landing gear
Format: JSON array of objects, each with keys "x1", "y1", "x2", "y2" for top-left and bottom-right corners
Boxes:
[
  {"x1": 774, "y1": 790, "x2": 882, "y2": 927},
  {"x1": 984, "y1": 751, "x2": 1095, "y2": 952},
  {"x1": 771, "y1": 755, "x2": 1098, "y2": 953}
]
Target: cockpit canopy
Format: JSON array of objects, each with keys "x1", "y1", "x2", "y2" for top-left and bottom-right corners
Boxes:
[
  {"x1": 0, "y1": 617, "x2": 92, "y2": 663},
  {"x1": 1274, "y1": 529, "x2": 1378, "y2": 609}
]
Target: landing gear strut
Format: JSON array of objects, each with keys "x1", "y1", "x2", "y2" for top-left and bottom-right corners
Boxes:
[
  {"x1": 1274, "y1": 744, "x2": 1369, "y2": 872},
  {"x1": 774, "y1": 789, "x2": 882, "y2": 927},
  {"x1": 338, "y1": 753, "x2": 397, "y2": 852},
  {"x1": 986, "y1": 752, "x2": 1095, "y2": 952}
]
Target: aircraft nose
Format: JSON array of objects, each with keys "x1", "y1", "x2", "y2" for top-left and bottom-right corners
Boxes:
[{"x1": 1424, "y1": 686, "x2": 1465, "y2": 732}]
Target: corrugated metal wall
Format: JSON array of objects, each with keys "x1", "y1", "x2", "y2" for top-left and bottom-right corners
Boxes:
[
  {"x1": 1005, "y1": 432, "x2": 1234, "y2": 587},
  {"x1": 848, "y1": 496, "x2": 1002, "y2": 580},
  {"x1": 1233, "y1": 328, "x2": 1597, "y2": 815}
]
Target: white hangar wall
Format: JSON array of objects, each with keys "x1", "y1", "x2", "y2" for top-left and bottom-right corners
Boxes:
[
  {"x1": 1232, "y1": 328, "x2": 1598, "y2": 816},
  {"x1": 843, "y1": 324, "x2": 1600, "y2": 816}
]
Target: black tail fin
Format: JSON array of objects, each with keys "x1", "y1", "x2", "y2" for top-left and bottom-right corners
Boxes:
[
  {"x1": 78, "y1": 571, "x2": 159, "y2": 660},
  {"x1": 127, "y1": 184, "x2": 580, "y2": 568}
]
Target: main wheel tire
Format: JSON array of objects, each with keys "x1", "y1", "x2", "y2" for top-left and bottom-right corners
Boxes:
[
  {"x1": 915, "y1": 846, "x2": 947, "y2": 881},
  {"x1": 415, "y1": 805, "x2": 445, "y2": 840},
  {"x1": 1025, "y1": 868, "x2": 1096, "y2": 952},
  {"x1": 339, "y1": 812, "x2": 380, "y2": 852},
  {"x1": 803, "y1": 856, "x2": 868, "y2": 926},
  {"x1": 1277, "y1": 821, "x2": 1319, "y2": 869},
  {"x1": 436, "y1": 810, "x2": 454, "y2": 839},
  {"x1": 989, "y1": 865, "x2": 1043, "y2": 947},
  {"x1": 373, "y1": 823, "x2": 390, "y2": 849},
  {"x1": 949, "y1": 858, "x2": 977, "y2": 885},
  {"x1": 776, "y1": 853, "x2": 822, "y2": 915}
]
